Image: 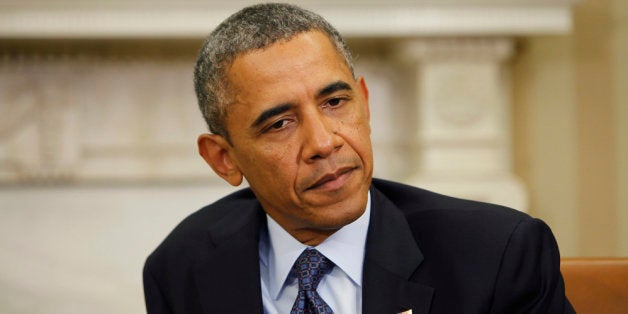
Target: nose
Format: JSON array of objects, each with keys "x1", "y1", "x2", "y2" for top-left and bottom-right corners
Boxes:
[{"x1": 301, "y1": 112, "x2": 342, "y2": 162}]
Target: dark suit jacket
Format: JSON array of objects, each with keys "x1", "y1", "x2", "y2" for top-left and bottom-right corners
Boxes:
[{"x1": 143, "y1": 179, "x2": 574, "y2": 313}]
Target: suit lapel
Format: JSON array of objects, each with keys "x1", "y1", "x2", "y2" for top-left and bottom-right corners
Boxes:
[
  {"x1": 193, "y1": 202, "x2": 266, "y2": 314},
  {"x1": 363, "y1": 187, "x2": 434, "y2": 314}
]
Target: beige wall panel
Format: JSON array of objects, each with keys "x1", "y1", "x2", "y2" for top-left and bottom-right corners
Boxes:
[
  {"x1": 573, "y1": 0, "x2": 618, "y2": 256},
  {"x1": 512, "y1": 36, "x2": 579, "y2": 256},
  {"x1": 612, "y1": 0, "x2": 628, "y2": 255}
]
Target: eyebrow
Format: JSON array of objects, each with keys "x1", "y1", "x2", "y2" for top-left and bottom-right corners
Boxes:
[
  {"x1": 251, "y1": 103, "x2": 294, "y2": 129},
  {"x1": 250, "y1": 81, "x2": 353, "y2": 129},
  {"x1": 317, "y1": 80, "x2": 353, "y2": 98}
]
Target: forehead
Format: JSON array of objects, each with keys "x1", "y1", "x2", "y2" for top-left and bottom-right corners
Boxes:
[{"x1": 225, "y1": 31, "x2": 353, "y2": 104}]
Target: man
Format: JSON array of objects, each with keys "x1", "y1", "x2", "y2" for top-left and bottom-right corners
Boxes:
[{"x1": 144, "y1": 3, "x2": 574, "y2": 313}]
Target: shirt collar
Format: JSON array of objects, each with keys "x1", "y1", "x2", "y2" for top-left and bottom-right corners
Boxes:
[{"x1": 261, "y1": 192, "x2": 371, "y2": 300}]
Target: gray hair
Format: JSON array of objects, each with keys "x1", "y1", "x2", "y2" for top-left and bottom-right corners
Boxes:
[{"x1": 193, "y1": 3, "x2": 354, "y2": 143}]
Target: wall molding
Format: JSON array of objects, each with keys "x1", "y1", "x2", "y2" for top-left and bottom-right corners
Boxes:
[{"x1": 0, "y1": 1, "x2": 575, "y2": 39}]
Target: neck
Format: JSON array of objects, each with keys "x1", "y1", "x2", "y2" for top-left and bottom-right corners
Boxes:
[{"x1": 289, "y1": 228, "x2": 338, "y2": 246}]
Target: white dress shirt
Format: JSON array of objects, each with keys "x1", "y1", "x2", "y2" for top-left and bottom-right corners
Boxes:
[{"x1": 259, "y1": 193, "x2": 371, "y2": 314}]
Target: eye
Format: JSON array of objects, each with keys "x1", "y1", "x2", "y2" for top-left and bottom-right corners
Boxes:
[
  {"x1": 270, "y1": 119, "x2": 288, "y2": 129},
  {"x1": 326, "y1": 97, "x2": 345, "y2": 107},
  {"x1": 261, "y1": 118, "x2": 291, "y2": 134}
]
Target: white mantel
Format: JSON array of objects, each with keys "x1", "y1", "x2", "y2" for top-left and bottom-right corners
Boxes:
[{"x1": 0, "y1": 0, "x2": 574, "y2": 38}]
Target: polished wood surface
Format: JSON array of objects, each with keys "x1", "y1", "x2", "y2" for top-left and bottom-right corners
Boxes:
[{"x1": 561, "y1": 258, "x2": 628, "y2": 314}]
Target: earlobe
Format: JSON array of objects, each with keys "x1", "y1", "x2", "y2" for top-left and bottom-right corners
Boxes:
[{"x1": 197, "y1": 133, "x2": 243, "y2": 186}]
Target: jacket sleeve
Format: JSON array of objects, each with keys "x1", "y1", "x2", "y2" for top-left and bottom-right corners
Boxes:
[
  {"x1": 143, "y1": 260, "x2": 173, "y2": 314},
  {"x1": 490, "y1": 217, "x2": 576, "y2": 314}
]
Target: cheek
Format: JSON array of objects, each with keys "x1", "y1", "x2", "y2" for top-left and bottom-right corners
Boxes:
[
  {"x1": 343, "y1": 115, "x2": 373, "y2": 162},
  {"x1": 345, "y1": 112, "x2": 371, "y2": 140},
  {"x1": 263, "y1": 142, "x2": 295, "y2": 162},
  {"x1": 255, "y1": 143, "x2": 298, "y2": 177}
]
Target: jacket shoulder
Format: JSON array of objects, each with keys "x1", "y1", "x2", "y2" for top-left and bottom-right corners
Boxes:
[
  {"x1": 145, "y1": 187, "x2": 258, "y2": 269},
  {"x1": 371, "y1": 178, "x2": 533, "y2": 262},
  {"x1": 143, "y1": 187, "x2": 262, "y2": 313}
]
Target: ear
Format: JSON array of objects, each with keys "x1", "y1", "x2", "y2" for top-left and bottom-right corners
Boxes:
[
  {"x1": 356, "y1": 76, "x2": 370, "y2": 120},
  {"x1": 197, "y1": 133, "x2": 243, "y2": 186}
]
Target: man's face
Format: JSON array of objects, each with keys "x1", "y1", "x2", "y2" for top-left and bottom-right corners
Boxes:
[{"x1": 213, "y1": 31, "x2": 373, "y2": 243}]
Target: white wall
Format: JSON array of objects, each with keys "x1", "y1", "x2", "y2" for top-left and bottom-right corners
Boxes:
[{"x1": 0, "y1": 184, "x2": 239, "y2": 313}]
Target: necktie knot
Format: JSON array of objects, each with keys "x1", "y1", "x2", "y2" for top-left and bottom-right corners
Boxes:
[{"x1": 293, "y1": 248, "x2": 334, "y2": 291}]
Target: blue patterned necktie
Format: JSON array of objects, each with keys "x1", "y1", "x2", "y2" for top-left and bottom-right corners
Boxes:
[{"x1": 290, "y1": 248, "x2": 335, "y2": 314}]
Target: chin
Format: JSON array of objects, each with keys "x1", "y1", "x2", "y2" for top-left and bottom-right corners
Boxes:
[{"x1": 313, "y1": 200, "x2": 366, "y2": 229}]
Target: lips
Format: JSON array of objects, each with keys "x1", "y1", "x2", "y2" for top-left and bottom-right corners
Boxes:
[{"x1": 306, "y1": 166, "x2": 357, "y2": 191}]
